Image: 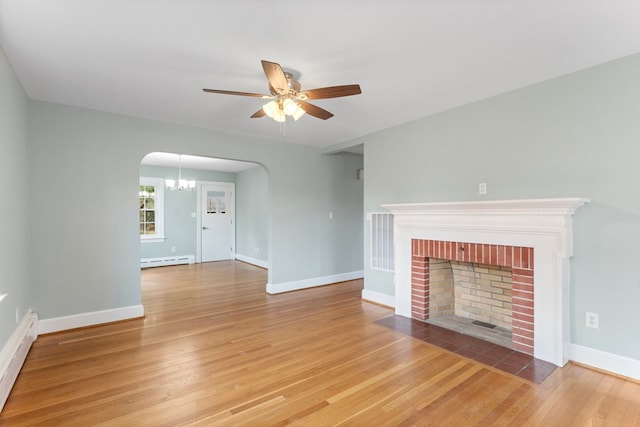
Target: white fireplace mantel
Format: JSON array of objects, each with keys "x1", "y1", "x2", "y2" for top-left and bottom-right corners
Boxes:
[{"x1": 382, "y1": 197, "x2": 589, "y2": 366}]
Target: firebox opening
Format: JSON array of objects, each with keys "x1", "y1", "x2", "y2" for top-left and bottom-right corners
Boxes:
[{"x1": 425, "y1": 258, "x2": 514, "y2": 349}]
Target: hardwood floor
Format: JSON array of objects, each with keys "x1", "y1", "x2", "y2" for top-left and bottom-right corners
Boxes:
[{"x1": 1, "y1": 261, "x2": 639, "y2": 426}]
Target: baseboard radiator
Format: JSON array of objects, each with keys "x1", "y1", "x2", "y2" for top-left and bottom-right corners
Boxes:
[
  {"x1": 140, "y1": 254, "x2": 195, "y2": 269},
  {"x1": 0, "y1": 310, "x2": 38, "y2": 413}
]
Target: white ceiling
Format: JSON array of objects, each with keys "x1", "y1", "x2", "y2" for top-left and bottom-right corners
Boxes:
[
  {"x1": 2, "y1": 1, "x2": 640, "y2": 150},
  {"x1": 141, "y1": 152, "x2": 258, "y2": 173}
]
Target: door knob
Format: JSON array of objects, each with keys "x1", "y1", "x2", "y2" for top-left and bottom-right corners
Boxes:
[{"x1": 202, "y1": 226, "x2": 209, "y2": 230}]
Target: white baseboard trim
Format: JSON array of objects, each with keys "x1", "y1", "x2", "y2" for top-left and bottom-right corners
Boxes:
[
  {"x1": 235, "y1": 253, "x2": 269, "y2": 269},
  {"x1": 141, "y1": 255, "x2": 194, "y2": 269},
  {"x1": 38, "y1": 305, "x2": 145, "y2": 335},
  {"x1": 266, "y1": 271, "x2": 363, "y2": 294},
  {"x1": 0, "y1": 310, "x2": 38, "y2": 413},
  {"x1": 361, "y1": 289, "x2": 396, "y2": 308},
  {"x1": 568, "y1": 343, "x2": 640, "y2": 381}
]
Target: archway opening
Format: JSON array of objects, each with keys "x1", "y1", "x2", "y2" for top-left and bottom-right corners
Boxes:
[{"x1": 138, "y1": 152, "x2": 269, "y2": 270}]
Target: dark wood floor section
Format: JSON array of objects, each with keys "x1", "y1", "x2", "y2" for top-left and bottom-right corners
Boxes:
[
  {"x1": 375, "y1": 315, "x2": 556, "y2": 383},
  {"x1": 1, "y1": 261, "x2": 639, "y2": 426}
]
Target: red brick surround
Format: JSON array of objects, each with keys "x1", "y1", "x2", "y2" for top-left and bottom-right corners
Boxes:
[{"x1": 411, "y1": 239, "x2": 534, "y2": 354}]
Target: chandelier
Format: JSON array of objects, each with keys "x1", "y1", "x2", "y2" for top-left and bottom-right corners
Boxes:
[{"x1": 165, "y1": 154, "x2": 195, "y2": 191}]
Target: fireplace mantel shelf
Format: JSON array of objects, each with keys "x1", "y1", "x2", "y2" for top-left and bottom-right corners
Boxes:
[{"x1": 382, "y1": 197, "x2": 590, "y2": 216}]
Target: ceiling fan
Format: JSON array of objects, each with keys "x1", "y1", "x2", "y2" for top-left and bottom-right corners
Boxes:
[{"x1": 203, "y1": 60, "x2": 362, "y2": 122}]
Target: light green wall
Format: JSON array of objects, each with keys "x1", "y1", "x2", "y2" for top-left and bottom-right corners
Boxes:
[
  {"x1": 355, "y1": 53, "x2": 640, "y2": 360},
  {"x1": 324, "y1": 153, "x2": 365, "y2": 272},
  {"x1": 139, "y1": 164, "x2": 235, "y2": 259},
  {"x1": 0, "y1": 48, "x2": 30, "y2": 347},
  {"x1": 236, "y1": 165, "x2": 269, "y2": 263},
  {"x1": 25, "y1": 98, "x2": 364, "y2": 319}
]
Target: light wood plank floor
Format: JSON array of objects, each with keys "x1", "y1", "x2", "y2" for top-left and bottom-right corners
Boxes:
[{"x1": 1, "y1": 261, "x2": 639, "y2": 426}]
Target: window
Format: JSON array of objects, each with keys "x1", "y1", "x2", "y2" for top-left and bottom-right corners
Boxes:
[
  {"x1": 207, "y1": 190, "x2": 226, "y2": 214},
  {"x1": 369, "y1": 212, "x2": 394, "y2": 272},
  {"x1": 139, "y1": 177, "x2": 165, "y2": 242}
]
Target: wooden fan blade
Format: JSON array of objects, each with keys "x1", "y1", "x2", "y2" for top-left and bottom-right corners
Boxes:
[
  {"x1": 298, "y1": 100, "x2": 334, "y2": 120},
  {"x1": 250, "y1": 108, "x2": 266, "y2": 118},
  {"x1": 261, "y1": 60, "x2": 288, "y2": 94},
  {"x1": 301, "y1": 84, "x2": 362, "y2": 100},
  {"x1": 203, "y1": 88, "x2": 270, "y2": 98}
]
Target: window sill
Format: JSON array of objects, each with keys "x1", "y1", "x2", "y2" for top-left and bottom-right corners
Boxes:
[{"x1": 141, "y1": 236, "x2": 166, "y2": 244}]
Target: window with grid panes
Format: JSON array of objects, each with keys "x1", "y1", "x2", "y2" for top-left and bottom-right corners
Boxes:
[
  {"x1": 139, "y1": 177, "x2": 165, "y2": 242},
  {"x1": 139, "y1": 185, "x2": 156, "y2": 234}
]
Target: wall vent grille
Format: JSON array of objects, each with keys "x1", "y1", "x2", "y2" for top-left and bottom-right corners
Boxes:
[{"x1": 369, "y1": 212, "x2": 394, "y2": 272}]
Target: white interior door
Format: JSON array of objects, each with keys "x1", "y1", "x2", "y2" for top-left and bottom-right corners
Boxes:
[{"x1": 200, "y1": 183, "x2": 234, "y2": 262}]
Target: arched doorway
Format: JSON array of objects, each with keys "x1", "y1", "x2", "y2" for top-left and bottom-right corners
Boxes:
[{"x1": 139, "y1": 152, "x2": 269, "y2": 269}]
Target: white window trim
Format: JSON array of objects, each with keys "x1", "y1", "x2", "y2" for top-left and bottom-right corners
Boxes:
[{"x1": 140, "y1": 177, "x2": 166, "y2": 243}]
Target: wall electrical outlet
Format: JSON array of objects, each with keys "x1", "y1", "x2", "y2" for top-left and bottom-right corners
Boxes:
[
  {"x1": 586, "y1": 312, "x2": 599, "y2": 329},
  {"x1": 479, "y1": 182, "x2": 487, "y2": 195},
  {"x1": 171, "y1": 246, "x2": 176, "y2": 253}
]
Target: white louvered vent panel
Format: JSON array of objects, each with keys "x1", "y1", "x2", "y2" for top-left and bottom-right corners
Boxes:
[{"x1": 370, "y1": 212, "x2": 394, "y2": 272}]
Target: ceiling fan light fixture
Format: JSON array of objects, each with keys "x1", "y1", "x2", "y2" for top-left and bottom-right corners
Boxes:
[
  {"x1": 262, "y1": 100, "x2": 279, "y2": 118},
  {"x1": 272, "y1": 107, "x2": 286, "y2": 123},
  {"x1": 292, "y1": 105, "x2": 306, "y2": 121},
  {"x1": 282, "y1": 97, "x2": 298, "y2": 116}
]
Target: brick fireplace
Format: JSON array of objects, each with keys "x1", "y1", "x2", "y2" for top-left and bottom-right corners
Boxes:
[
  {"x1": 382, "y1": 198, "x2": 588, "y2": 366},
  {"x1": 411, "y1": 239, "x2": 534, "y2": 354}
]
